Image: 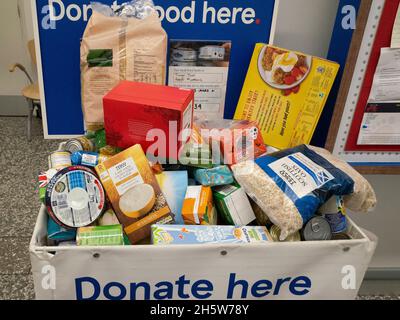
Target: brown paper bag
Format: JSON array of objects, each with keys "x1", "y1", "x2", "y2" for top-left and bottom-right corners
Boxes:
[{"x1": 81, "y1": 11, "x2": 167, "y2": 131}]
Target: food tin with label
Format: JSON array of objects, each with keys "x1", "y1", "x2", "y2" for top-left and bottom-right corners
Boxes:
[
  {"x1": 269, "y1": 225, "x2": 301, "y2": 242},
  {"x1": 45, "y1": 166, "x2": 105, "y2": 229},
  {"x1": 198, "y1": 45, "x2": 225, "y2": 61},
  {"x1": 319, "y1": 196, "x2": 348, "y2": 234},
  {"x1": 76, "y1": 225, "x2": 124, "y2": 246},
  {"x1": 171, "y1": 47, "x2": 198, "y2": 62},
  {"x1": 48, "y1": 151, "x2": 72, "y2": 169},
  {"x1": 302, "y1": 216, "x2": 332, "y2": 241},
  {"x1": 65, "y1": 137, "x2": 94, "y2": 154}
]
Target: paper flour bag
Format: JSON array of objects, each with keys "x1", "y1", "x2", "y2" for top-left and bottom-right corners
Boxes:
[{"x1": 81, "y1": 1, "x2": 167, "y2": 131}]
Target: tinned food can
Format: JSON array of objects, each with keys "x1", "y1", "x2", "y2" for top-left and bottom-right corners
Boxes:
[
  {"x1": 48, "y1": 151, "x2": 72, "y2": 169},
  {"x1": 319, "y1": 196, "x2": 348, "y2": 234},
  {"x1": 77, "y1": 225, "x2": 124, "y2": 246},
  {"x1": 65, "y1": 137, "x2": 95, "y2": 154},
  {"x1": 302, "y1": 216, "x2": 332, "y2": 241},
  {"x1": 269, "y1": 225, "x2": 301, "y2": 242}
]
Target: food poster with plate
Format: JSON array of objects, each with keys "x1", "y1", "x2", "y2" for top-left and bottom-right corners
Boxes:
[
  {"x1": 234, "y1": 44, "x2": 339, "y2": 150},
  {"x1": 168, "y1": 40, "x2": 231, "y2": 119}
]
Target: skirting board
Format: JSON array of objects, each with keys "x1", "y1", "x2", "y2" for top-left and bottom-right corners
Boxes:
[
  {"x1": 360, "y1": 268, "x2": 400, "y2": 295},
  {"x1": 0, "y1": 95, "x2": 29, "y2": 116}
]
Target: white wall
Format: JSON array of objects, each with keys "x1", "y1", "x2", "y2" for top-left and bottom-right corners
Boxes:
[
  {"x1": 274, "y1": 0, "x2": 400, "y2": 270},
  {"x1": 0, "y1": 0, "x2": 33, "y2": 96}
]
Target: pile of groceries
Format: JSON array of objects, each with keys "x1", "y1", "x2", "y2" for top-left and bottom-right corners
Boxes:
[{"x1": 38, "y1": 0, "x2": 378, "y2": 248}]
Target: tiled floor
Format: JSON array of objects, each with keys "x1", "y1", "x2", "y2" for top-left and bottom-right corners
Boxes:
[
  {"x1": 0, "y1": 116, "x2": 398, "y2": 300},
  {"x1": 0, "y1": 116, "x2": 60, "y2": 300}
]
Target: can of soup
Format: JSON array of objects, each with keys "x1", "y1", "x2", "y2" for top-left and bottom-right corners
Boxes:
[
  {"x1": 65, "y1": 137, "x2": 94, "y2": 154},
  {"x1": 302, "y1": 216, "x2": 332, "y2": 241},
  {"x1": 77, "y1": 225, "x2": 124, "y2": 246},
  {"x1": 269, "y1": 225, "x2": 301, "y2": 242},
  {"x1": 319, "y1": 196, "x2": 348, "y2": 234}
]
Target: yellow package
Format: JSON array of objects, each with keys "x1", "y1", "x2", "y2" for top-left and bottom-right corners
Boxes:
[
  {"x1": 182, "y1": 186, "x2": 217, "y2": 225},
  {"x1": 234, "y1": 44, "x2": 339, "y2": 149},
  {"x1": 95, "y1": 145, "x2": 174, "y2": 244}
]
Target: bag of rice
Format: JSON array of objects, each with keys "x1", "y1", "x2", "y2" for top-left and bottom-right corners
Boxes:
[
  {"x1": 81, "y1": 0, "x2": 167, "y2": 131},
  {"x1": 232, "y1": 145, "x2": 376, "y2": 240}
]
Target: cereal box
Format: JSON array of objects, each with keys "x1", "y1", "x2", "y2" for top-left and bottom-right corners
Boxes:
[
  {"x1": 95, "y1": 145, "x2": 174, "y2": 244},
  {"x1": 151, "y1": 225, "x2": 272, "y2": 245},
  {"x1": 234, "y1": 44, "x2": 339, "y2": 149}
]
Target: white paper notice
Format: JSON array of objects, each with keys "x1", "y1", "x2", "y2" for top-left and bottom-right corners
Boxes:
[
  {"x1": 391, "y1": 4, "x2": 400, "y2": 48},
  {"x1": 169, "y1": 66, "x2": 228, "y2": 119},
  {"x1": 357, "y1": 48, "x2": 400, "y2": 145},
  {"x1": 368, "y1": 48, "x2": 400, "y2": 102}
]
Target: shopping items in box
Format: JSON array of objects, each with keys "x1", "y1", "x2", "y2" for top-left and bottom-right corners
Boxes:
[
  {"x1": 103, "y1": 81, "x2": 194, "y2": 159},
  {"x1": 95, "y1": 144, "x2": 174, "y2": 244}
]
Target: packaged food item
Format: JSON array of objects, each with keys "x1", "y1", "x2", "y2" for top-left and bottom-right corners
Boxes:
[
  {"x1": 65, "y1": 137, "x2": 95, "y2": 154},
  {"x1": 179, "y1": 142, "x2": 213, "y2": 168},
  {"x1": 234, "y1": 44, "x2": 339, "y2": 150},
  {"x1": 45, "y1": 166, "x2": 106, "y2": 229},
  {"x1": 269, "y1": 225, "x2": 301, "y2": 242},
  {"x1": 250, "y1": 200, "x2": 271, "y2": 227},
  {"x1": 302, "y1": 216, "x2": 332, "y2": 241},
  {"x1": 71, "y1": 151, "x2": 109, "y2": 167},
  {"x1": 182, "y1": 186, "x2": 216, "y2": 225},
  {"x1": 308, "y1": 146, "x2": 377, "y2": 213},
  {"x1": 319, "y1": 196, "x2": 347, "y2": 234},
  {"x1": 156, "y1": 171, "x2": 188, "y2": 225},
  {"x1": 98, "y1": 208, "x2": 120, "y2": 226},
  {"x1": 95, "y1": 145, "x2": 174, "y2": 244},
  {"x1": 38, "y1": 169, "x2": 59, "y2": 203},
  {"x1": 213, "y1": 184, "x2": 256, "y2": 226},
  {"x1": 103, "y1": 81, "x2": 194, "y2": 159},
  {"x1": 99, "y1": 145, "x2": 121, "y2": 156},
  {"x1": 194, "y1": 165, "x2": 234, "y2": 187},
  {"x1": 47, "y1": 216, "x2": 76, "y2": 242},
  {"x1": 81, "y1": 0, "x2": 167, "y2": 131},
  {"x1": 151, "y1": 225, "x2": 272, "y2": 245},
  {"x1": 232, "y1": 145, "x2": 356, "y2": 240},
  {"x1": 195, "y1": 118, "x2": 266, "y2": 165},
  {"x1": 48, "y1": 151, "x2": 72, "y2": 169},
  {"x1": 77, "y1": 225, "x2": 124, "y2": 246}
]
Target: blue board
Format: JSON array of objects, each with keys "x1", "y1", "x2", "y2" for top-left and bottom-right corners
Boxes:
[
  {"x1": 311, "y1": 0, "x2": 361, "y2": 147},
  {"x1": 34, "y1": 0, "x2": 277, "y2": 137}
]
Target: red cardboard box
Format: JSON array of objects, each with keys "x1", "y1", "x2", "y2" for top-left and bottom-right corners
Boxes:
[{"x1": 103, "y1": 81, "x2": 194, "y2": 159}]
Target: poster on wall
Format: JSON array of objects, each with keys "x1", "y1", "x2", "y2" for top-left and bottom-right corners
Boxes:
[{"x1": 32, "y1": 0, "x2": 278, "y2": 138}]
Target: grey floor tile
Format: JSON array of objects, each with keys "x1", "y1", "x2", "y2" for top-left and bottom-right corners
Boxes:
[
  {"x1": 0, "y1": 237, "x2": 32, "y2": 275},
  {"x1": 0, "y1": 274, "x2": 34, "y2": 300}
]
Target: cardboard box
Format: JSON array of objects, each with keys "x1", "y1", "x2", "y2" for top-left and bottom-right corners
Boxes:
[
  {"x1": 103, "y1": 81, "x2": 194, "y2": 159},
  {"x1": 235, "y1": 44, "x2": 339, "y2": 150},
  {"x1": 30, "y1": 205, "x2": 377, "y2": 300},
  {"x1": 182, "y1": 186, "x2": 216, "y2": 225},
  {"x1": 213, "y1": 184, "x2": 256, "y2": 226},
  {"x1": 95, "y1": 145, "x2": 174, "y2": 244},
  {"x1": 151, "y1": 225, "x2": 272, "y2": 245}
]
